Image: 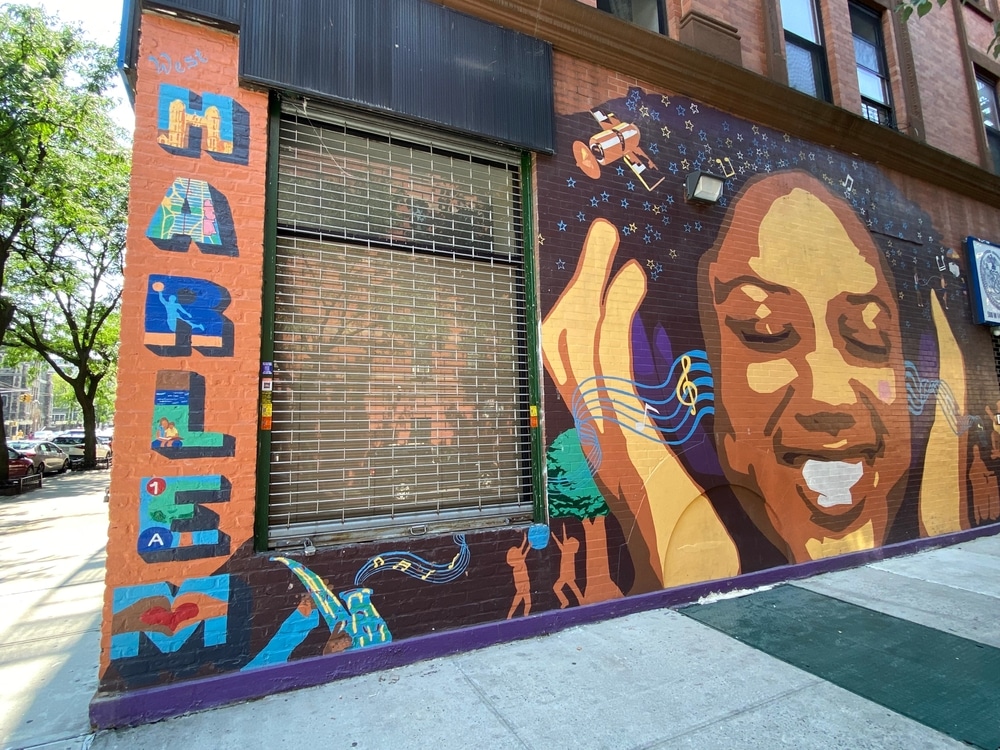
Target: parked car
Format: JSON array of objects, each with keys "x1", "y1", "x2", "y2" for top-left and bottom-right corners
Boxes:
[
  {"x1": 8, "y1": 440, "x2": 70, "y2": 474},
  {"x1": 51, "y1": 435, "x2": 111, "y2": 468},
  {"x1": 7, "y1": 447, "x2": 34, "y2": 480}
]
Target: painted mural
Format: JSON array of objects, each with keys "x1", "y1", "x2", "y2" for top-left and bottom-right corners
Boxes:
[
  {"x1": 536, "y1": 87, "x2": 1000, "y2": 596},
  {"x1": 101, "y1": 8, "x2": 1000, "y2": 707}
]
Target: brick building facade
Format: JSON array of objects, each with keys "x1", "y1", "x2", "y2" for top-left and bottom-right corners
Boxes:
[{"x1": 95, "y1": 0, "x2": 1000, "y2": 726}]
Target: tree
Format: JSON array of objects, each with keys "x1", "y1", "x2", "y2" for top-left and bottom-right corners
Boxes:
[
  {"x1": 6, "y1": 146, "x2": 127, "y2": 467},
  {"x1": 897, "y1": 0, "x2": 1000, "y2": 57},
  {"x1": 546, "y1": 429, "x2": 623, "y2": 603},
  {"x1": 0, "y1": 4, "x2": 123, "y2": 478}
]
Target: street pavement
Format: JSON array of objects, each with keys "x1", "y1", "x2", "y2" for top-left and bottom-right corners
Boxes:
[
  {"x1": 2, "y1": 471, "x2": 999, "y2": 749},
  {"x1": 0, "y1": 470, "x2": 109, "y2": 750}
]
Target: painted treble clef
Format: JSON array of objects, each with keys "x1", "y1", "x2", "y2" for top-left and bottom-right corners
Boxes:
[{"x1": 675, "y1": 355, "x2": 698, "y2": 416}]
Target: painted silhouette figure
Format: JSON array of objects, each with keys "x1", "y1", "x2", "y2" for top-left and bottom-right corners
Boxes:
[
  {"x1": 552, "y1": 525, "x2": 585, "y2": 609},
  {"x1": 506, "y1": 532, "x2": 532, "y2": 619},
  {"x1": 159, "y1": 289, "x2": 205, "y2": 332}
]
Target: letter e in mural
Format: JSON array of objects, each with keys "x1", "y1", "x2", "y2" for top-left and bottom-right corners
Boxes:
[
  {"x1": 147, "y1": 178, "x2": 238, "y2": 256},
  {"x1": 156, "y1": 84, "x2": 249, "y2": 164},
  {"x1": 110, "y1": 575, "x2": 230, "y2": 660},
  {"x1": 144, "y1": 275, "x2": 234, "y2": 357},
  {"x1": 138, "y1": 475, "x2": 232, "y2": 562},
  {"x1": 152, "y1": 371, "x2": 236, "y2": 458}
]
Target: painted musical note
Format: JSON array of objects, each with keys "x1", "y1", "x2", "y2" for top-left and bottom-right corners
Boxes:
[
  {"x1": 715, "y1": 157, "x2": 736, "y2": 178},
  {"x1": 842, "y1": 174, "x2": 854, "y2": 192},
  {"x1": 634, "y1": 403, "x2": 660, "y2": 431},
  {"x1": 675, "y1": 355, "x2": 699, "y2": 416}
]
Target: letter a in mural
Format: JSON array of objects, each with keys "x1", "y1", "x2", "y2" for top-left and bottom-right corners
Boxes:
[
  {"x1": 144, "y1": 275, "x2": 234, "y2": 357},
  {"x1": 151, "y1": 371, "x2": 236, "y2": 459},
  {"x1": 138, "y1": 475, "x2": 232, "y2": 563},
  {"x1": 147, "y1": 178, "x2": 238, "y2": 256},
  {"x1": 156, "y1": 84, "x2": 250, "y2": 165}
]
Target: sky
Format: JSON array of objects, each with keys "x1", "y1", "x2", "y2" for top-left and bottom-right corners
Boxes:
[{"x1": 21, "y1": 0, "x2": 136, "y2": 132}]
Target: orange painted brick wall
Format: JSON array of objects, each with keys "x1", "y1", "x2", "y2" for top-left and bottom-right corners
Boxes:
[{"x1": 99, "y1": 12, "x2": 268, "y2": 679}]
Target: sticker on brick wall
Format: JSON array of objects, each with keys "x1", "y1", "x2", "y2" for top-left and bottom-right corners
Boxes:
[
  {"x1": 152, "y1": 371, "x2": 236, "y2": 458},
  {"x1": 138, "y1": 475, "x2": 232, "y2": 562},
  {"x1": 156, "y1": 84, "x2": 249, "y2": 164},
  {"x1": 110, "y1": 575, "x2": 230, "y2": 660},
  {"x1": 147, "y1": 178, "x2": 238, "y2": 256},
  {"x1": 144, "y1": 275, "x2": 234, "y2": 357}
]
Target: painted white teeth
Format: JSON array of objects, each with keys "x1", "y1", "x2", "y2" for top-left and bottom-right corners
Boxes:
[{"x1": 802, "y1": 460, "x2": 863, "y2": 508}]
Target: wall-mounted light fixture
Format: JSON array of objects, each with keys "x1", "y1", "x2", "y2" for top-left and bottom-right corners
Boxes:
[{"x1": 684, "y1": 170, "x2": 725, "y2": 204}]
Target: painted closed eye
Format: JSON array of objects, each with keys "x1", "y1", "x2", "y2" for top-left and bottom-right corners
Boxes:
[
  {"x1": 726, "y1": 317, "x2": 800, "y2": 352},
  {"x1": 839, "y1": 316, "x2": 890, "y2": 361}
]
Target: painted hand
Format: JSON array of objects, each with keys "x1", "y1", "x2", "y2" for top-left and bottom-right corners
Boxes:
[{"x1": 542, "y1": 219, "x2": 737, "y2": 589}]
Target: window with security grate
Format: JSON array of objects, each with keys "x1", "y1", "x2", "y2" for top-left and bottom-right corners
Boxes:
[{"x1": 267, "y1": 102, "x2": 534, "y2": 547}]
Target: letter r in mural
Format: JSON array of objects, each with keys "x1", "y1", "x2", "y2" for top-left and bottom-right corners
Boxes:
[
  {"x1": 152, "y1": 371, "x2": 236, "y2": 458},
  {"x1": 147, "y1": 178, "x2": 238, "y2": 256},
  {"x1": 138, "y1": 475, "x2": 232, "y2": 562},
  {"x1": 156, "y1": 84, "x2": 250, "y2": 164},
  {"x1": 144, "y1": 275, "x2": 234, "y2": 357},
  {"x1": 110, "y1": 575, "x2": 230, "y2": 660}
]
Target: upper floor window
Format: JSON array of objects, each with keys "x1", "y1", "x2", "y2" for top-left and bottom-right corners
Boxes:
[
  {"x1": 977, "y1": 73, "x2": 1000, "y2": 173},
  {"x1": 597, "y1": 0, "x2": 666, "y2": 34},
  {"x1": 850, "y1": 3, "x2": 895, "y2": 128},
  {"x1": 780, "y1": 0, "x2": 831, "y2": 101}
]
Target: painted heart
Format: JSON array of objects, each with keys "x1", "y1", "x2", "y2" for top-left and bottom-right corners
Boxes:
[{"x1": 140, "y1": 602, "x2": 200, "y2": 632}]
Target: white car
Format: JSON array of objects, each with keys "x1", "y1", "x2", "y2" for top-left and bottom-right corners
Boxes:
[{"x1": 52, "y1": 435, "x2": 112, "y2": 468}]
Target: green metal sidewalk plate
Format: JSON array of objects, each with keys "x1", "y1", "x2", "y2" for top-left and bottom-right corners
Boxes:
[{"x1": 681, "y1": 584, "x2": 1000, "y2": 749}]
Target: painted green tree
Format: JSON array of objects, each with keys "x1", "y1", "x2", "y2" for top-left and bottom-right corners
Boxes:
[{"x1": 546, "y1": 429, "x2": 622, "y2": 603}]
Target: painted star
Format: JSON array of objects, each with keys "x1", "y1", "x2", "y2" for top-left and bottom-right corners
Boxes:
[
  {"x1": 626, "y1": 181, "x2": 636, "y2": 191},
  {"x1": 621, "y1": 198, "x2": 630, "y2": 208},
  {"x1": 557, "y1": 220, "x2": 567, "y2": 231},
  {"x1": 752, "y1": 125, "x2": 760, "y2": 134},
  {"x1": 784, "y1": 133, "x2": 792, "y2": 142},
  {"x1": 577, "y1": 211, "x2": 587, "y2": 222},
  {"x1": 661, "y1": 95, "x2": 671, "y2": 106},
  {"x1": 647, "y1": 259, "x2": 657, "y2": 269},
  {"x1": 690, "y1": 103, "x2": 699, "y2": 114},
  {"x1": 643, "y1": 201, "x2": 652, "y2": 211},
  {"x1": 685, "y1": 120, "x2": 695, "y2": 131},
  {"x1": 676, "y1": 105, "x2": 687, "y2": 116},
  {"x1": 600, "y1": 191, "x2": 610, "y2": 202},
  {"x1": 653, "y1": 205, "x2": 661, "y2": 215},
  {"x1": 590, "y1": 197, "x2": 600, "y2": 207},
  {"x1": 566, "y1": 177, "x2": 577, "y2": 188},
  {"x1": 661, "y1": 126, "x2": 672, "y2": 138},
  {"x1": 669, "y1": 248, "x2": 677, "y2": 259},
  {"x1": 537, "y1": 234, "x2": 544, "y2": 245},
  {"x1": 681, "y1": 159, "x2": 690, "y2": 170},
  {"x1": 640, "y1": 105, "x2": 650, "y2": 117},
  {"x1": 629, "y1": 222, "x2": 637, "y2": 232},
  {"x1": 616, "y1": 166, "x2": 626, "y2": 176},
  {"x1": 556, "y1": 259, "x2": 566, "y2": 270}
]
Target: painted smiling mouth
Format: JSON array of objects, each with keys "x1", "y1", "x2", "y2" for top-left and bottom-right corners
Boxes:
[{"x1": 801, "y1": 459, "x2": 863, "y2": 508}]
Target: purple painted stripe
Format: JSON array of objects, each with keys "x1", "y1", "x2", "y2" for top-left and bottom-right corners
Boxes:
[{"x1": 90, "y1": 522, "x2": 1000, "y2": 730}]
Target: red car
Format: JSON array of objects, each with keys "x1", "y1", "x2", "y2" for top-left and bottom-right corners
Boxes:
[{"x1": 7, "y1": 447, "x2": 33, "y2": 480}]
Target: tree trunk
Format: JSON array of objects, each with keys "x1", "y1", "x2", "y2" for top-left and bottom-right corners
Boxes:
[
  {"x1": 0, "y1": 297, "x2": 17, "y2": 483},
  {"x1": 76, "y1": 382, "x2": 98, "y2": 469},
  {"x1": 579, "y1": 515, "x2": 624, "y2": 605}
]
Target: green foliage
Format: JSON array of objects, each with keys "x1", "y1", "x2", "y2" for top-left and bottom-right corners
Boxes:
[
  {"x1": 0, "y1": 4, "x2": 127, "y2": 470},
  {"x1": 896, "y1": 0, "x2": 1000, "y2": 57},
  {"x1": 546, "y1": 429, "x2": 610, "y2": 520}
]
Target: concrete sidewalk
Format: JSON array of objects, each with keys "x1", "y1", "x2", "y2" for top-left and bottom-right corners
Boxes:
[{"x1": 87, "y1": 534, "x2": 1000, "y2": 750}]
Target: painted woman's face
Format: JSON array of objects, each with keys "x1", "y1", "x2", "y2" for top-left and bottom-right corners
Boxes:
[{"x1": 701, "y1": 175, "x2": 911, "y2": 563}]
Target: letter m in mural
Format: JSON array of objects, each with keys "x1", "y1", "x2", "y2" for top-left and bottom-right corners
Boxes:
[{"x1": 156, "y1": 84, "x2": 249, "y2": 164}]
